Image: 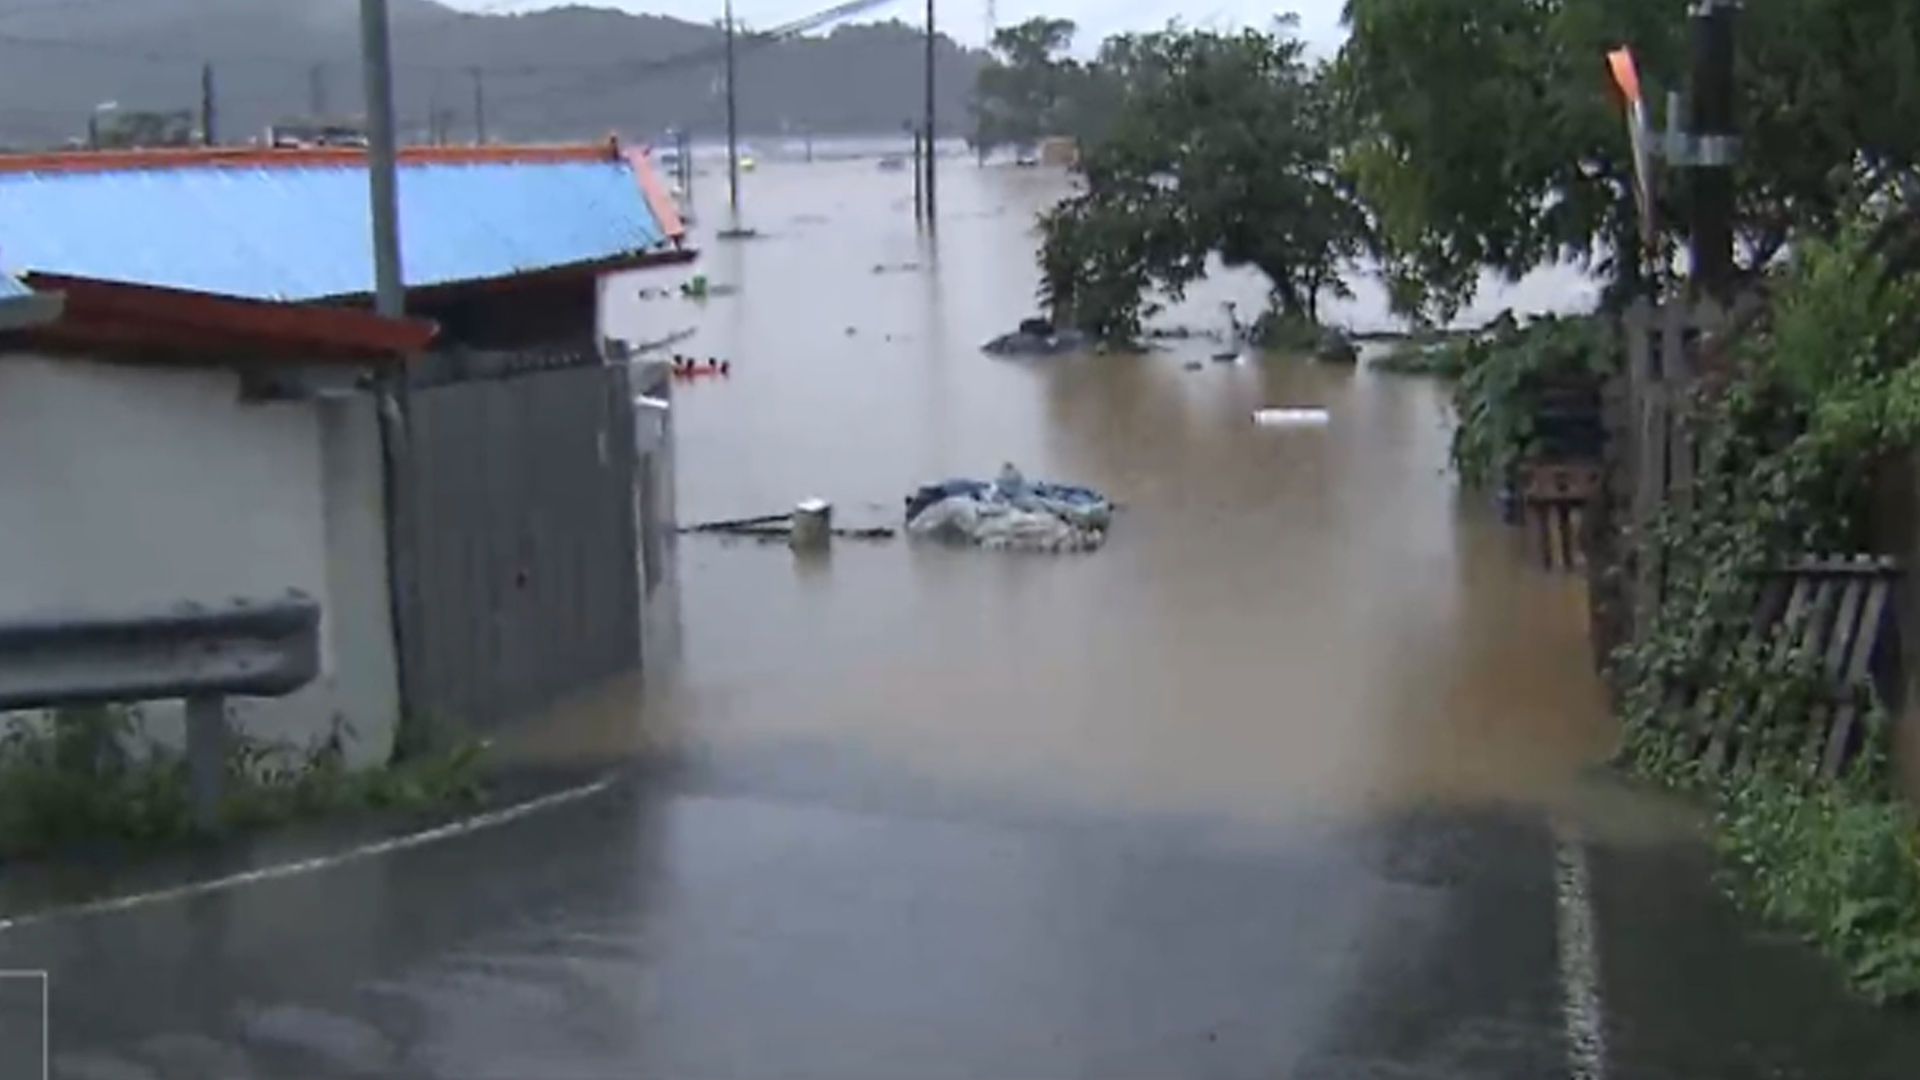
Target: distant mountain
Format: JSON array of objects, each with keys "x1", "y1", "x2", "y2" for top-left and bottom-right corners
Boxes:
[{"x1": 0, "y1": 0, "x2": 988, "y2": 147}]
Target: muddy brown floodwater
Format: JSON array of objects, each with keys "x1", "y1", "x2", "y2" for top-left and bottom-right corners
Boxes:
[
  {"x1": 605, "y1": 159, "x2": 1619, "y2": 831},
  {"x1": 17, "y1": 156, "x2": 1920, "y2": 1080}
]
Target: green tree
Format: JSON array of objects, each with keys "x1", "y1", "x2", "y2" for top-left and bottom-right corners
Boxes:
[
  {"x1": 1037, "y1": 20, "x2": 1365, "y2": 343},
  {"x1": 969, "y1": 17, "x2": 1079, "y2": 158},
  {"x1": 1334, "y1": 0, "x2": 1920, "y2": 321}
]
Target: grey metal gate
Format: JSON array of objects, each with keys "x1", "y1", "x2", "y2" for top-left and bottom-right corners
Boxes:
[{"x1": 392, "y1": 354, "x2": 641, "y2": 734}]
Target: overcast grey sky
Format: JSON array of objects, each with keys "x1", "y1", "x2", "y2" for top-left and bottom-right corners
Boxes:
[{"x1": 438, "y1": 0, "x2": 1352, "y2": 52}]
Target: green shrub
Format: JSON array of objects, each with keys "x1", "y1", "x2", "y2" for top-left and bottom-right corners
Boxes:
[{"x1": 0, "y1": 707, "x2": 487, "y2": 861}]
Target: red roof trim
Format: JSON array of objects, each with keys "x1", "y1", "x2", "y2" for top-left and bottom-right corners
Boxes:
[
  {"x1": 23, "y1": 273, "x2": 438, "y2": 360},
  {"x1": 625, "y1": 148, "x2": 687, "y2": 242},
  {"x1": 0, "y1": 139, "x2": 627, "y2": 176}
]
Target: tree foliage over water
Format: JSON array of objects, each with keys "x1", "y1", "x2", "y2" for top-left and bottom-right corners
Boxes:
[
  {"x1": 1016, "y1": 20, "x2": 1363, "y2": 343},
  {"x1": 988, "y1": 0, "x2": 1920, "y2": 336},
  {"x1": 1336, "y1": 0, "x2": 1920, "y2": 319}
]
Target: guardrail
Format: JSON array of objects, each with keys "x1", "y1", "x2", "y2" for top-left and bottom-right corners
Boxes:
[{"x1": 0, "y1": 591, "x2": 322, "y2": 829}]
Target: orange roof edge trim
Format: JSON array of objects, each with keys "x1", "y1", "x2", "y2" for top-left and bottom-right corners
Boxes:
[
  {"x1": 624, "y1": 148, "x2": 687, "y2": 240},
  {"x1": 0, "y1": 138, "x2": 628, "y2": 175},
  {"x1": 25, "y1": 272, "x2": 439, "y2": 358}
]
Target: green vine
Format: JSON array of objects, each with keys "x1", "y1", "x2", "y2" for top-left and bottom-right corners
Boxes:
[
  {"x1": 1446, "y1": 313, "x2": 1612, "y2": 489},
  {"x1": 1614, "y1": 219, "x2": 1920, "y2": 1001}
]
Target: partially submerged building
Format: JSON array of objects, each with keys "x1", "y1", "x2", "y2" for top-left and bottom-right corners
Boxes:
[{"x1": 0, "y1": 141, "x2": 692, "y2": 764}]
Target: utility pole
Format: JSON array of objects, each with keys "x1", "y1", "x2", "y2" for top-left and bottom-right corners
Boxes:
[
  {"x1": 922, "y1": 0, "x2": 937, "y2": 230},
  {"x1": 358, "y1": 0, "x2": 404, "y2": 318},
  {"x1": 200, "y1": 62, "x2": 217, "y2": 145},
  {"x1": 470, "y1": 66, "x2": 487, "y2": 145},
  {"x1": 910, "y1": 121, "x2": 923, "y2": 222},
  {"x1": 680, "y1": 128, "x2": 695, "y2": 217},
  {"x1": 723, "y1": 0, "x2": 741, "y2": 223},
  {"x1": 1688, "y1": 0, "x2": 1737, "y2": 300},
  {"x1": 309, "y1": 63, "x2": 330, "y2": 119}
]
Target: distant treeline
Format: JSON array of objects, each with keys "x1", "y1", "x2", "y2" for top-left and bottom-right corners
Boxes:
[{"x1": 0, "y1": 0, "x2": 988, "y2": 148}]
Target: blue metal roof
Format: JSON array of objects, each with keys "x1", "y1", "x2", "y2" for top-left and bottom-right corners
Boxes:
[{"x1": 0, "y1": 160, "x2": 672, "y2": 301}]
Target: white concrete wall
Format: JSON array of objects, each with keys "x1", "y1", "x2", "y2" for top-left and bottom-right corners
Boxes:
[{"x1": 0, "y1": 353, "x2": 399, "y2": 767}]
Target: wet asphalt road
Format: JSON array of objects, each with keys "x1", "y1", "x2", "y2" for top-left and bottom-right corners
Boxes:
[
  {"x1": 5, "y1": 761, "x2": 1920, "y2": 1079},
  {"x1": 6, "y1": 156, "x2": 1920, "y2": 1077}
]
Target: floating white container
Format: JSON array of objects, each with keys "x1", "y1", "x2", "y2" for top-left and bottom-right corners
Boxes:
[{"x1": 1252, "y1": 408, "x2": 1330, "y2": 427}]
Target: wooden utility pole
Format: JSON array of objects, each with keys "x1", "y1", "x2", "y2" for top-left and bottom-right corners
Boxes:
[
  {"x1": 470, "y1": 66, "x2": 487, "y2": 145},
  {"x1": 922, "y1": 0, "x2": 937, "y2": 230},
  {"x1": 199, "y1": 62, "x2": 217, "y2": 145},
  {"x1": 1688, "y1": 0, "x2": 1737, "y2": 299}
]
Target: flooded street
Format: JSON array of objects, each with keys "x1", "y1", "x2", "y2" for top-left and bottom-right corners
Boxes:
[
  {"x1": 7, "y1": 159, "x2": 1920, "y2": 1080},
  {"x1": 620, "y1": 160, "x2": 1615, "y2": 825}
]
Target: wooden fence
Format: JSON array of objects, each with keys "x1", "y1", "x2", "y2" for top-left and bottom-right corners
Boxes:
[{"x1": 1593, "y1": 297, "x2": 1900, "y2": 778}]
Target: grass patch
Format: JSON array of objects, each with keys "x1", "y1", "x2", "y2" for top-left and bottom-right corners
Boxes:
[
  {"x1": 1709, "y1": 763, "x2": 1920, "y2": 1003},
  {"x1": 0, "y1": 706, "x2": 487, "y2": 862}
]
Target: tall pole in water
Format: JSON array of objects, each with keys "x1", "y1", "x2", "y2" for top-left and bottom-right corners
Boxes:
[
  {"x1": 923, "y1": 0, "x2": 937, "y2": 231},
  {"x1": 724, "y1": 0, "x2": 741, "y2": 224},
  {"x1": 911, "y1": 122, "x2": 924, "y2": 222},
  {"x1": 199, "y1": 62, "x2": 217, "y2": 145},
  {"x1": 470, "y1": 66, "x2": 487, "y2": 145},
  {"x1": 358, "y1": 0, "x2": 403, "y2": 317}
]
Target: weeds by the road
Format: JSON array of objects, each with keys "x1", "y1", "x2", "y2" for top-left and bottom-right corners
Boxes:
[
  {"x1": 1713, "y1": 763, "x2": 1920, "y2": 1003},
  {"x1": 1615, "y1": 223, "x2": 1920, "y2": 1004},
  {"x1": 0, "y1": 706, "x2": 487, "y2": 861}
]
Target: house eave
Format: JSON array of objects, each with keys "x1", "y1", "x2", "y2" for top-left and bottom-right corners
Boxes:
[{"x1": 0, "y1": 291, "x2": 65, "y2": 333}]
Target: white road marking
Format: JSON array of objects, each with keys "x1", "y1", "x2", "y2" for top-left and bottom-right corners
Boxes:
[
  {"x1": 0, "y1": 774, "x2": 618, "y2": 935},
  {"x1": 1554, "y1": 827, "x2": 1608, "y2": 1080}
]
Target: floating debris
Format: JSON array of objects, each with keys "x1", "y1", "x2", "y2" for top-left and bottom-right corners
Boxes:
[
  {"x1": 983, "y1": 316, "x2": 1089, "y2": 357},
  {"x1": 1252, "y1": 408, "x2": 1330, "y2": 428},
  {"x1": 679, "y1": 510, "x2": 896, "y2": 543},
  {"x1": 630, "y1": 327, "x2": 697, "y2": 353},
  {"x1": 903, "y1": 463, "x2": 1113, "y2": 553}
]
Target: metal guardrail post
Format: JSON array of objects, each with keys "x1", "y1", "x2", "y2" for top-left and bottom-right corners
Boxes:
[
  {"x1": 0, "y1": 591, "x2": 323, "y2": 834},
  {"x1": 184, "y1": 695, "x2": 230, "y2": 831}
]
